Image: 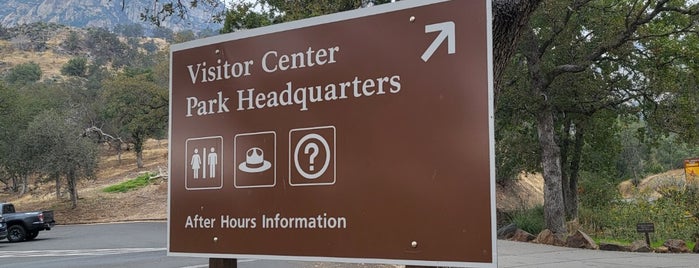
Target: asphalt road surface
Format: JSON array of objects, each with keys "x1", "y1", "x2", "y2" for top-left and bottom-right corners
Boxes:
[
  {"x1": 0, "y1": 222, "x2": 387, "y2": 268},
  {"x1": 2, "y1": 222, "x2": 699, "y2": 268}
]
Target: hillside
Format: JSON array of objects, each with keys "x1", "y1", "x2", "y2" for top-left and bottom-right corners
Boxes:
[
  {"x1": 0, "y1": 0, "x2": 222, "y2": 34},
  {"x1": 0, "y1": 139, "x2": 169, "y2": 224}
]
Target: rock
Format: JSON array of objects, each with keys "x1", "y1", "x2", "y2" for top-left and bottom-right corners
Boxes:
[
  {"x1": 510, "y1": 229, "x2": 536, "y2": 242},
  {"x1": 655, "y1": 246, "x2": 669, "y2": 253},
  {"x1": 663, "y1": 239, "x2": 689, "y2": 253},
  {"x1": 535, "y1": 229, "x2": 566, "y2": 246},
  {"x1": 694, "y1": 240, "x2": 699, "y2": 253},
  {"x1": 566, "y1": 230, "x2": 598, "y2": 249},
  {"x1": 497, "y1": 223, "x2": 518, "y2": 239},
  {"x1": 630, "y1": 240, "x2": 652, "y2": 252},
  {"x1": 599, "y1": 243, "x2": 629, "y2": 252}
]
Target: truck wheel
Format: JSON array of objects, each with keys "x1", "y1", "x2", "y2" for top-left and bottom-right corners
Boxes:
[
  {"x1": 26, "y1": 231, "x2": 38, "y2": 240},
  {"x1": 7, "y1": 225, "x2": 26, "y2": 242}
]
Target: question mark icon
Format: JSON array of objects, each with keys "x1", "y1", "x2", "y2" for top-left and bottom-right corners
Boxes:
[{"x1": 304, "y1": 142, "x2": 319, "y2": 171}]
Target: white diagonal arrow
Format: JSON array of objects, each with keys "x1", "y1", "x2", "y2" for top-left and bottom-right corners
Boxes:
[{"x1": 421, "y1": 21, "x2": 455, "y2": 62}]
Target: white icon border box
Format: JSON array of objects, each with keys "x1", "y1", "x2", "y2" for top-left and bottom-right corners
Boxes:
[
  {"x1": 288, "y1": 126, "x2": 336, "y2": 187},
  {"x1": 233, "y1": 131, "x2": 277, "y2": 189},
  {"x1": 184, "y1": 136, "x2": 224, "y2": 191}
]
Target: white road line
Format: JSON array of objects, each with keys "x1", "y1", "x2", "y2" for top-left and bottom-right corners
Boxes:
[{"x1": 0, "y1": 248, "x2": 166, "y2": 258}]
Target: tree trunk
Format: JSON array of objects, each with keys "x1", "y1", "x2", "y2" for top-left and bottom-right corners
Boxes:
[
  {"x1": 68, "y1": 169, "x2": 78, "y2": 209},
  {"x1": 134, "y1": 136, "x2": 144, "y2": 168},
  {"x1": 19, "y1": 174, "x2": 27, "y2": 195},
  {"x1": 537, "y1": 109, "x2": 567, "y2": 235},
  {"x1": 117, "y1": 142, "x2": 123, "y2": 165},
  {"x1": 137, "y1": 149, "x2": 144, "y2": 168},
  {"x1": 560, "y1": 119, "x2": 572, "y2": 220},
  {"x1": 54, "y1": 174, "x2": 62, "y2": 199},
  {"x1": 567, "y1": 122, "x2": 585, "y2": 220},
  {"x1": 492, "y1": 0, "x2": 544, "y2": 95}
]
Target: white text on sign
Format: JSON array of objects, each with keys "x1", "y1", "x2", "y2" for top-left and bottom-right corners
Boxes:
[{"x1": 183, "y1": 45, "x2": 403, "y2": 117}]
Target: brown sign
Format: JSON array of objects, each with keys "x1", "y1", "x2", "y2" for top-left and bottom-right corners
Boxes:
[{"x1": 168, "y1": 0, "x2": 495, "y2": 267}]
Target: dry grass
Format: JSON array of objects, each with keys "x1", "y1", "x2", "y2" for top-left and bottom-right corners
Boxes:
[
  {"x1": 0, "y1": 35, "x2": 72, "y2": 80},
  {"x1": 0, "y1": 139, "x2": 169, "y2": 224}
]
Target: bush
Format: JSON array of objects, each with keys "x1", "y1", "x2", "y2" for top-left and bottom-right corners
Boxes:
[
  {"x1": 61, "y1": 57, "x2": 88, "y2": 77},
  {"x1": 509, "y1": 205, "x2": 545, "y2": 235},
  {"x1": 580, "y1": 181, "x2": 699, "y2": 243}
]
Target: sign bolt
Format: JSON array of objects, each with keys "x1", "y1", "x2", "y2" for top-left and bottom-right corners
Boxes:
[
  {"x1": 213, "y1": 237, "x2": 219, "y2": 243},
  {"x1": 409, "y1": 16, "x2": 416, "y2": 23},
  {"x1": 411, "y1": 241, "x2": 418, "y2": 248}
]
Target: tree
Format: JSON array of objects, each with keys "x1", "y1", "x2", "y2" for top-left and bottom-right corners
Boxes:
[
  {"x1": 499, "y1": 0, "x2": 699, "y2": 234},
  {"x1": 0, "y1": 83, "x2": 30, "y2": 192},
  {"x1": 84, "y1": 27, "x2": 129, "y2": 67},
  {"x1": 101, "y1": 72, "x2": 168, "y2": 168},
  {"x1": 23, "y1": 110, "x2": 98, "y2": 208},
  {"x1": 61, "y1": 57, "x2": 88, "y2": 77},
  {"x1": 62, "y1": 31, "x2": 81, "y2": 52},
  {"x1": 4, "y1": 62, "x2": 42, "y2": 85}
]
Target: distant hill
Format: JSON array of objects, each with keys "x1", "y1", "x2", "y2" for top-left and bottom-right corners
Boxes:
[{"x1": 0, "y1": 0, "x2": 222, "y2": 35}]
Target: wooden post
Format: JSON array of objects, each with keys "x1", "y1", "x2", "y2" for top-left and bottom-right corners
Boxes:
[{"x1": 209, "y1": 258, "x2": 237, "y2": 268}]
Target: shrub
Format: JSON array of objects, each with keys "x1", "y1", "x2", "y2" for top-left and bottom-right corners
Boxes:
[{"x1": 509, "y1": 205, "x2": 545, "y2": 235}]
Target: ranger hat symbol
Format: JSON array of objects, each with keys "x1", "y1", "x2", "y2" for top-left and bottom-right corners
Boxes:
[{"x1": 239, "y1": 147, "x2": 271, "y2": 173}]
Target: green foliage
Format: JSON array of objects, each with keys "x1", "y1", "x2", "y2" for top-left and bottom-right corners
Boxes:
[
  {"x1": 508, "y1": 206, "x2": 545, "y2": 235},
  {"x1": 221, "y1": 2, "x2": 274, "y2": 33},
  {"x1": 103, "y1": 173, "x2": 155, "y2": 193},
  {"x1": 4, "y1": 62, "x2": 42, "y2": 85},
  {"x1": 101, "y1": 72, "x2": 168, "y2": 167},
  {"x1": 61, "y1": 57, "x2": 88, "y2": 77},
  {"x1": 173, "y1": 30, "x2": 196, "y2": 44},
  {"x1": 84, "y1": 27, "x2": 129, "y2": 67},
  {"x1": 616, "y1": 117, "x2": 699, "y2": 181},
  {"x1": 220, "y1": 0, "x2": 394, "y2": 33},
  {"x1": 579, "y1": 173, "x2": 620, "y2": 210},
  {"x1": 580, "y1": 176, "x2": 699, "y2": 243}
]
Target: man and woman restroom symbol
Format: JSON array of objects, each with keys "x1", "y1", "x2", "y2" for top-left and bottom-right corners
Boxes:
[{"x1": 190, "y1": 147, "x2": 218, "y2": 179}]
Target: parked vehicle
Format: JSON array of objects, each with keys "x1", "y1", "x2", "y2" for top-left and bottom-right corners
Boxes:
[
  {"x1": 0, "y1": 216, "x2": 7, "y2": 240},
  {"x1": 0, "y1": 203, "x2": 55, "y2": 242}
]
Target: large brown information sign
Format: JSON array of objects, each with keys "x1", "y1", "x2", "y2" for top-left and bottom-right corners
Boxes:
[{"x1": 168, "y1": 0, "x2": 495, "y2": 267}]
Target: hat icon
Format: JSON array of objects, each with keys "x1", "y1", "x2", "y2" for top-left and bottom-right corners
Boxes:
[{"x1": 239, "y1": 147, "x2": 271, "y2": 173}]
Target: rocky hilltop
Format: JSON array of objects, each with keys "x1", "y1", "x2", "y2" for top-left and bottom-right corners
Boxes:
[{"x1": 0, "y1": 0, "x2": 222, "y2": 34}]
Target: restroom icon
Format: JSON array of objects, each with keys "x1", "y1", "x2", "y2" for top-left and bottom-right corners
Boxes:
[{"x1": 185, "y1": 136, "x2": 223, "y2": 190}]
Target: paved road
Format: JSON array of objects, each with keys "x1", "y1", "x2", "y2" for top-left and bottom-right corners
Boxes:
[{"x1": 1, "y1": 222, "x2": 699, "y2": 267}]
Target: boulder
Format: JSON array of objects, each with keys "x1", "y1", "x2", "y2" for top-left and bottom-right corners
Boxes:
[
  {"x1": 566, "y1": 230, "x2": 598, "y2": 250},
  {"x1": 663, "y1": 239, "x2": 689, "y2": 253},
  {"x1": 630, "y1": 240, "x2": 652, "y2": 253},
  {"x1": 535, "y1": 229, "x2": 566, "y2": 246},
  {"x1": 497, "y1": 223, "x2": 518, "y2": 239},
  {"x1": 655, "y1": 246, "x2": 669, "y2": 253},
  {"x1": 599, "y1": 243, "x2": 629, "y2": 252},
  {"x1": 510, "y1": 229, "x2": 536, "y2": 242}
]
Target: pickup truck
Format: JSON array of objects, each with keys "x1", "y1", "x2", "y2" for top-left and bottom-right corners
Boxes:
[
  {"x1": 0, "y1": 203, "x2": 55, "y2": 242},
  {"x1": 0, "y1": 216, "x2": 7, "y2": 240}
]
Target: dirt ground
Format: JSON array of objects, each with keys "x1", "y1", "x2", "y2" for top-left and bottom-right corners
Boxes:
[{"x1": 0, "y1": 139, "x2": 169, "y2": 224}]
